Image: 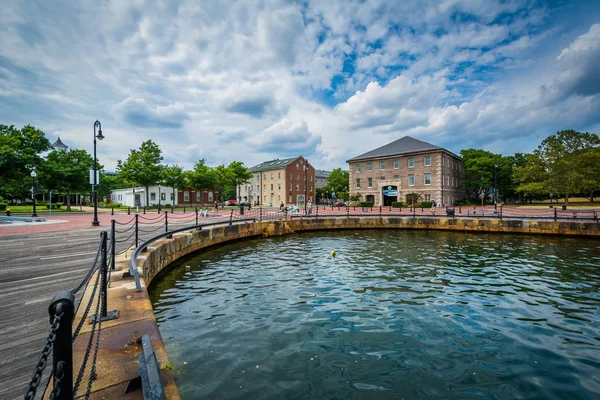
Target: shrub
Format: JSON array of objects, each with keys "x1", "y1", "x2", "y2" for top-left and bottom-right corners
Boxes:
[
  {"x1": 163, "y1": 204, "x2": 172, "y2": 208},
  {"x1": 0, "y1": 203, "x2": 7, "y2": 211},
  {"x1": 391, "y1": 201, "x2": 403, "y2": 208},
  {"x1": 418, "y1": 201, "x2": 433, "y2": 208},
  {"x1": 45, "y1": 203, "x2": 62, "y2": 209},
  {"x1": 360, "y1": 202, "x2": 374, "y2": 207}
]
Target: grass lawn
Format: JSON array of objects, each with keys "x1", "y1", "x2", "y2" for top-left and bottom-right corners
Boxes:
[{"x1": 4, "y1": 205, "x2": 83, "y2": 213}]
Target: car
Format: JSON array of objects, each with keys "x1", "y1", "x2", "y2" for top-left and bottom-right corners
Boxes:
[
  {"x1": 333, "y1": 201, "x2": 346, "y2": 207},
  {"x1": 239, "y1": 201, "x2": 251, "y2": 207},
  {"x1": 286, "y1": 205, "x2": 300, "y2": 212},
  {"x1": 224, "y1": 200, "x2": 238, "y2": 206}
]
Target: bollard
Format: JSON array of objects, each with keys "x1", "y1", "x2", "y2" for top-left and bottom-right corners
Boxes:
[
  {"x1": 459, "y1": 206, "x2": 462, "y2": 214},
  {"x1": 421, "y1": 206, "x2": 424, "y2": 212},
  {"x1": 171, "y1": 205, "x2": 174, "y2": 213},
  {"x1": 110, "y1": 220, "x2": 116, "y2": 271},
  {"x1": 48, "y1": 291, "x2": 75, "y2": 400},
  {"x1": 184, "y1": 207, "x2": 186, "y2": 214},
  {"x1": 165, "y1": 211, "x2": 169, "y2": 233},
  {"x1": 554, "y1": 208, "x2": 557, "y2": 221},
  {"x1": 195, "y1": 208, "x2": 199, "y2": 226},
  {"x1": 499, "y1": 206, "x2": 503, "y2": 220},
  {"x1": 347, "y1": 205, "x2": 350, "y2": 218},
  {"x1": 143, "y1": 207, "x2": 146, "y2": 215},
  {"x1": 229, "y1": 209, "x2": 233, "y2": 225},
  {"x1": 389, "y1": 206, "x2": 391, "y2": 212},
  {"x1": 316, "y1": 205, "x2": 318, "y2": 220},
  {"x1": 128, "y1": 207, "x2": 130, "y2": 215},
  {"x1": 260, "y1": 207, "x2": 263, "y2": 222},
  {"x1": 111, "y1": 207, "x2": 114, "y2": 216},
  {"x1": 135, "y1": 214, "x2": 139, "y2": 247},
  {"x1": 379, "y1": 205, "x2": 382, "y2": 219},
  {"x1": 157, "y1": 207, "x2": 160, "y2": 214}
]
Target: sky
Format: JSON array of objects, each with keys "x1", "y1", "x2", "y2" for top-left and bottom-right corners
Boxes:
[{"x1": 1, "y1": 0, "x2": 600, "y2": 172}]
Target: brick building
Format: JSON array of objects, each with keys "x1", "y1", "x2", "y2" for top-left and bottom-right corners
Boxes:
[
  {"x1": 239, "y1": 156, "x2": 316, "y2": 207},
  {"x1": 315, "y1": 170, "x2": 331, "y2": 189},
  {"x1": 347, "y1": 136, "x2": 464, "y2": 206},
  {"x1": 177, "y1": 188, "x2": 219, "y2": 206}
]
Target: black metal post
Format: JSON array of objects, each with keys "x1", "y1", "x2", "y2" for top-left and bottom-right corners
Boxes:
[
  {"x1": 379, "y1": 205, "x2": 382, "y2": 218},
  {"x1": 135, "y1": 214, "x2": 139, "y2": 247},
  {"x1": 165, "y1": 212, "x2": 168, "y2": 233},
  {"x1": 347, "y1": 205, "x2": 350, "y2": 218},
  {"x1": 554, "y1": 208, "x2": 557, "y2": 221},
  {"x1": 31, "y1": 172, "x2": 38, "y2": 217},
  {"x1": 128, "y1": 206, "x2": 130, "y2": 215},
  {"x1": 499, "y1": 205, "x2": 503, "y2": 220},
  {"x1": 316, "y1": 205, "x2": 318, "y2": 220},
  {"x1": 91, "y1": 232, "x2": 119, "y2": 322},
  {"x1": 111, "y1": 207, "x2": 114, "y2": 216},
  {"x1": 229, "y1": 209, "x2": 233, "y2": 225},
  {"x1": 494, "y1": 160, "x2": 498, "y2": 211},
  {"x1": 92, "y1": 120, "x2": 103, "y2": 226},
  {"x1": 260, "y1": 207, "x2": 262, "y2": 222},
  {"x1": 195, "y1": 208, "x2": 199, "y2": 226},
  {"x1": 143, "y1": 206, "x2": 146, "y2": 214},
  {"x1": 110, "y1": 219, "x2": 116, "y2": 270},
  {"x1": 48, "y1": 291, "x2": 75, "y2": 400}
]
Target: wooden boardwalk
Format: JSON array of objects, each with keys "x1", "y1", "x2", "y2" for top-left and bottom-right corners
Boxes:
[{"x1": 0, "y1": 214, "x2": 208, "y2": 399}]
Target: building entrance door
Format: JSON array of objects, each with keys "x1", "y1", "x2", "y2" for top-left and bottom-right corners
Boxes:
[
  {"x1": 382, "y1": 185, "x2": 398, "y2": 206},
  {"x1": 134, "y1": 194, "x2": 141, "y2": 207}
]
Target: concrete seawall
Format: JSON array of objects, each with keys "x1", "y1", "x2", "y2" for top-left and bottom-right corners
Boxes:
[{"x1": 77, "y1": 217, "x2": 599, "y2": 398}]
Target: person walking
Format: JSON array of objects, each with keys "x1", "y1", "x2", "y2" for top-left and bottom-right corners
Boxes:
[
  {"x1": 307, "y1": 201, "x2": 313, "y2": 215},
  {"x1": 214, "y1": 201, "x2": 219, "y2": 212}
]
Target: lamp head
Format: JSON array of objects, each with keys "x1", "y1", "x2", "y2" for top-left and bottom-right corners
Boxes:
[
  {"x1": 96, "y1": 129, "x2": 104, "y2": 140},
  {"x1": 31, "y1": 170, "x2": 37, "y2": 178}
]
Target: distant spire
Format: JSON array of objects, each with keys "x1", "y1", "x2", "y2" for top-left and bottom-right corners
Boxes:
[{"x1": 51, "y1": 136, "x2": 68, "y2": 150}]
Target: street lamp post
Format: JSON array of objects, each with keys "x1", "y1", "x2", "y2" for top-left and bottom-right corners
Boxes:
[
  {"x1": 494, "y1": 161, "x2": 498, "y2": 210},
  {"x1": 31, "y1": 170, "x2": 37, "y2": 217},
  {"x1": 92, "y1": 120, "x2": 104, "y2": 226},
  {"x1": 158, "y1": 183, "x2": 161, "y2": 212},
  {"x1": 304, "y1": 161, "x2": 308, "y2": 214}
]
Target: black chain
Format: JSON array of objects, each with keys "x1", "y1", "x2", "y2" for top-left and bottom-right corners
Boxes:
[
  {"x1": 72, "y1": 267, "x2": 101, "y2": 341},
  {"x1": 24, "y1": 305, "x2": 63, "y2": 400},
  {"x1": 49, "y1": 361, "x2": 65, "y2": 400},
  {"x1": 85, "y1": 308, "x2": 103, "y2": 399},
  {"x1": 73, "y1": 281, "x2": 102, "y2": 398}
]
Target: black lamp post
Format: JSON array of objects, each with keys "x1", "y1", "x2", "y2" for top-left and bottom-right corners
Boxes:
[
  {"x1": 304, "y1": 160, "x2": 308, "y2": 214},
  {"x1": 494, "y1": 161, "x2": 498, "y2": 210},
  {"x1": 158, "y1": 183, "x2": 161, "y2": 212},
  {"x1": 548, "y1": 166, "x2": 553, "y2": 208},
  {"x1": 92, "y1": 120, "x2": 104, "y2": 226},
  {"x1": 31, "y1": 170, "x2": 37, "y2": 217}
]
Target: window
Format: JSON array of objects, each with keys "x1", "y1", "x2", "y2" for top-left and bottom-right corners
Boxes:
[
  {"x1": 310, "y1": 175, "x2": 312, "y2": 181},
  {"x1": 289, "y1": 173, "x2": 292, "y2": 180},
  {"x1": 196, "y1": 192, "x2": 201, "y2": 201},
  {"x1": 424, "y1": 156, "x2": 431, "y2": 166},
  {"x1": 184, "y1": 191, "x2": 189, "y2": 201},
  {"x1": 264, "y1": 174, "x2": 267, "y2": 180},
  {"x1": 424, "y1": 173, "x2": 431, "y2": 185},
  {"x1": 408, "y1": 158, "x2": 415, "y2": 168},
  {"x1": 289, "y1": 183, "x2": 292, "y2": 190},
  {"x1": 208, "y1": 192, "x2": 213, "y2": 202},
  {"x1": 310, "y1": 185, "x2": 312, "y2": 191},
  {"x1": 296, "y1": 164, "x2": 299, "y2": 170},
  {"x1": 408, "y1": 175, "x2": 415, "y2": 186},
  {"x1": 257, "y1": 185, "x2": 260, "y2": 191},
  {"x1": 296, "y1": 184, "x2": 299, "y2": 190},
  {"x1": 303, "y1": 184, "x2": 306, "y2": 191},
  {"x1": 278, "y1": 183, "x2": 281, "y2": 190},
  {"x1": 278, "y1": 173, "x2": 281, "y2": 179},
  {"x1": 289, "y1": 195, "x2": 292, "y2": 202},
  {"x1": 425, "y1": 194, "x2": 431, "y2": 202},
  {"x1": 270, "y1": 174, "x2": 273, "y2": 180},
  {"x1": 442, "y1": 157, "x2": 445, "y2": 167},
  {"x1": 150, "y1": 192, "x2": 156, "y2": 201},
  {"x1": 356, "y1": 164, "x2": 361, "y2": 172},
  {"x1": 270, "y1": 184, "x2": 273, "y2": 190},
  {"x1": 367, "y1": 162, "x2": 372, "y2": 171},
  {"x1": 368, "y1": 178, "x2": 373, "y2": 188},
  {"x1": 393, "y1": 175, "x2": 399, "y2": 180},
  {"x1": 264, "y1": 184, "x2": 266, "y2": 191},
  {"x1": 170, "y1": 193, "x2": 174, "y2": 200},
  {"x1": 394, "y1": 159, "x2": 399, "y2": 169},
  {"x1": 278, "y1": 195, "x2": 281, "y2": 201},
  {"x1": 380, "y1": 161, "x2": 385, "y2": 170},
  {"x1": 356, "y1": 178, "x2": 361, "y2": 188},
  {"x1": 297, "y1": 174, "x2": 300, "y2": 180}
]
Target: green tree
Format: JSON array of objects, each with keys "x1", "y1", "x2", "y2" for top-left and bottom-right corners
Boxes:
[
  {"x1": 188, "y1": 160, "x2": 216, "y2": 204},
  {"x1": 116, "y1": 140, "x2": 163, "y2": 206},
  {"x1": 515, "y1": 130, "x2": 600, "y2": 205},
  {"x1": 324, "y1": 168, "x2": 350, "y2": 200},
  {"x1": 0, "y1": 124, "x2": 51, "y2": 200},
  {"x1": 161, "y1": 164, "x2": 188, "y2": 205},
  {"x1": 228, "y1": 161, "x2": 252, "y2": 200},
  {"x1": 213, "y1": 164, "x2": 233, "y2": 203},
  {"x1": 577, "y1": 147, "x2": 600, "y2": 201},
  {"x1": 460, "y1": 149, "x2": 495, "y2": 201},
  {"x1": 39, "y1": 149, "x2": 95, "y2": 211},
  {"x1": 98, "y1": 173, "x2": 129, "y2": 199}
]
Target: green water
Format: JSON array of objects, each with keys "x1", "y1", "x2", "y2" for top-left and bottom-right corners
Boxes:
[{"x1": 150, "y1": 230, "x2": 600, "y2": 399}]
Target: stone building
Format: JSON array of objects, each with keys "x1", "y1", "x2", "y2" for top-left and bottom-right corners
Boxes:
[
  {"x1": 315, "y1": 170, "x2": 331, "y2": 189},
  {"x1": 347, "y1": 136, "x2": 464, "y2": 206},
  {"x1": 239, "y1": 156, "x2": 316, "y2": 207}
]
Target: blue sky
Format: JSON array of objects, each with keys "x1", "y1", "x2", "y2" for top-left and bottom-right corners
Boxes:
[{"x1": 1, "y1": 0, "x2": 599, "y2": 171}]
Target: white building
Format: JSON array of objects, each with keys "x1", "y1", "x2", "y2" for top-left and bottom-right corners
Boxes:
[{"x1": 110, "y1": 185, "x2": 178, "y2": 207}]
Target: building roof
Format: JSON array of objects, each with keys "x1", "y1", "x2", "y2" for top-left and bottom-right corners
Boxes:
[
  {"x1": 248, "y1": 156, "x2": 300, "y2": 172},
  {"x1": 346, "y1": 136, "x2": 457, "y2": 162},
  {"x1": 51, "y1": 136, "x2": 68, "y2": 150},
  {"x1": 315, "y1": 169, "x2": 331, "y2": 179}
]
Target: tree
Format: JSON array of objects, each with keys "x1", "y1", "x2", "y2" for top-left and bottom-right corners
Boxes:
[
  {"x1": 162, "y1": 164, "x2": 188, "y2": 205},
  {"x1": 98, "y1": 173, "x2": 129, "y2": 199},
  {"x1": 577, "y1": 147, "x2": 600, "y2": 201},
  {"x1": 460, "y1": 149, "x2": 496, "y2": 202},
  {"x1": 188, "y1": 159, "x2": 216, "y2": 204},
  {"x1": 228, "y1": 161, "x2": 252, "y2": 200},
  {"x1": 39, "y1": 149, "x2": 94, "y2": 211},
  {"x1": 0, "y1": 124, "x2": 51, "y2": 201},
  {"x1": 325, "y1": 168, "x2": 350, "y2": 200},
  {"x1": 515, "y1": 130, "x2": 600, "y2": 205},
  {"x1": 213, "y1": 164, "x2": 233, "y2": 203},
  {"x1": 116, "y1": 140, "x2": 163, "y2": 206}
]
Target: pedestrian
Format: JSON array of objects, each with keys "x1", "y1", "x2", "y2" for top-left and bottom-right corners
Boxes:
[
  {"x1": 308, "y1": 201, "x2": 313, "y2": 215},
  {"x1": 214, "y1": 201, "x2": 219, "y2": 212},
  {"x1": 280, "y1": 202, "x2": 284, "y2": 212}
]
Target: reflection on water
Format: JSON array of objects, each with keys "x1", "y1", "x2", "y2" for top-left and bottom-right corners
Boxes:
[{"x1": 150, "y1": 230, "x2": 600, "y2": 399}]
